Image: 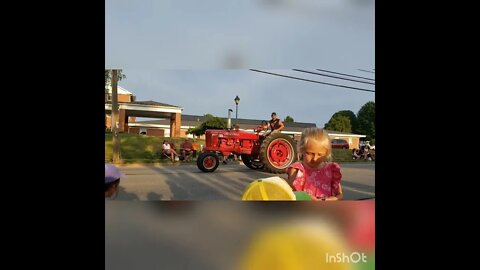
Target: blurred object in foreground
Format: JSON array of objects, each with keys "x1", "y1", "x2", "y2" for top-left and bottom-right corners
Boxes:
[
  {"x1": 106, "y1": 201, "x2": 374, "y2": 270},
  {"x1": 242, "y1": 177, "x2": 295, "y2": 200},
  {"x1": 238, "y1": 219, "x2": 351, "y2": 270},
  {"x1": 293, "y1": 191, "x2": 312, "y2": 201}
]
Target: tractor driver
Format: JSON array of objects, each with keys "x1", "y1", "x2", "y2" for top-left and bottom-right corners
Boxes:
[{"x1": 269, "y1": 112, "x2": 284, "y2": 133}]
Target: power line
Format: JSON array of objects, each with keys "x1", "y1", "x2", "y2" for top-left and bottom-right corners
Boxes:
[
  {"x1": 293, "y1": 69, "x2": 375, "y2": 85},
  {"x1": 250, "y1": 69, "x2": 375, "y2": 93},
  {"x1": 316, "y1": 68, "x2": 375, "y2": 81},
  {"x1": 358, "y1": 69, "x2": 375, "y2": 74}
]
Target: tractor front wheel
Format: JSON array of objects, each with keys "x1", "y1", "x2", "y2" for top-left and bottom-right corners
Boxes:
[
  {"x1": 260, "y1": 133, "x2": 297, "y2": 174},
  {"x1": 197, "y1": 152, "x2": 220, "y2": 172}
]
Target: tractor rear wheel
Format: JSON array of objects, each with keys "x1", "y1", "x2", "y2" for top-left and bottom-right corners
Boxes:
[
  {"x1": 241, "y1": 154, "x2": 265, "y2": 170},
  {"x1": 260, "y1": 133, "x2": 297, "y2": 174},
  {"x1": 197, "y1": 152, "x2": 220, "y2": 172}
]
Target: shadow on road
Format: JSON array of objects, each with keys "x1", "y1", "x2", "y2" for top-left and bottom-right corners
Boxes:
[{"x1": 119, "y1": 163, "x2": 374, "y2": 201}]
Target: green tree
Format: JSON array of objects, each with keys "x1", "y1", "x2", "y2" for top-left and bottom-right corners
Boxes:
[
  {"x1": 357, "y1": 101, "x2": 375, "y2": 141},
  {"x1": 331, "y1": 110, "x2": 359, "y2": 133},
  {"x1": 105, "y1": 70, "x2": 126, "y2": 89},
  {"x1": 186, "y1": 114, "x2": 227, "y2": 136},
  {"x1": 284, "y1": 116, "x2": 294, "y2": 123},
  {"x1": 324, "y1": 115, "x2": 352, "y2": 133}
]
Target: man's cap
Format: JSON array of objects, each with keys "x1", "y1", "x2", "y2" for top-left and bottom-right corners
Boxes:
[{"x1": 105, "y1": 164, "x2": 125, "y2": 184}]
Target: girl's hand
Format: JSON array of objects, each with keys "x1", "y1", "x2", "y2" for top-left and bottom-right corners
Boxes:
[{"x1": 325, "y1": 196, "x2": 339, "y2": 201}]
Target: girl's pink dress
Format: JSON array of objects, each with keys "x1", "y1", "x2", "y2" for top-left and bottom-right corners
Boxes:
[{"x1": 287, "y1": 162, "x2": 342, "y2": 199}]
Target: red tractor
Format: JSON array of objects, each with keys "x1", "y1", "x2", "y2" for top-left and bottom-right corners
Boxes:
[{"x1": 196, "y1": 121, "x2": 298, "y2": 173}]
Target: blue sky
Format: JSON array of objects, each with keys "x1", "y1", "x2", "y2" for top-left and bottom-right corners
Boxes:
[{"x1": 106, "y1": 0, "x2": 375, "y2": 127}]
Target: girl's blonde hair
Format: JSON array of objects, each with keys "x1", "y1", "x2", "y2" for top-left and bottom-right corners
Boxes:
[{"x1": 298, "y1": 128, "x2": 332, "y2": 161}]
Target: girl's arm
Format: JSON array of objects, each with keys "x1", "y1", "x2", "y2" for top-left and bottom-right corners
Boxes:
[
  {"x1": 324, "y1": 163, "x2": 343, "y2": 201},
  {"x1": 286, "y1": 168, "x2": 299, "y2": 190},
  {"x1": 326, "y1": 184, "x2": 343, "y2": 201}
]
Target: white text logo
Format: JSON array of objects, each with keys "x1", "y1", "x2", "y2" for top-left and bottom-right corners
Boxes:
[{"x1": 326, "y1": 252, "x2": 367, "y2": 263}]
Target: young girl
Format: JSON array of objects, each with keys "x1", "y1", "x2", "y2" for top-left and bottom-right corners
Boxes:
[{"x1": 286, "y1": 128, "x2": 343, "y2": 201}]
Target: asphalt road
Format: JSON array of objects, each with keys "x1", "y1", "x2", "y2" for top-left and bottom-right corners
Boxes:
[{"x1": 113, "y1": 162, "x2": 375, "y2": 200}]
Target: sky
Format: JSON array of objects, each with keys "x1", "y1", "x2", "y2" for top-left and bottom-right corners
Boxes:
[{"x1": 105, "y1": 0, "x2": 375, "y2": 127}]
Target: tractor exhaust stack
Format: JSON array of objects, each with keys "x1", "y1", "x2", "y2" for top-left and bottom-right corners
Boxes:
[{"x1": 227, "y1": 109, "x2": 233, "y2": 129}]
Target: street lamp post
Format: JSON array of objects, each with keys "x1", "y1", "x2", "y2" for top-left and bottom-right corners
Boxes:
[{"x1": 234, "y1": 95, "x2": 240, "y2": 123}]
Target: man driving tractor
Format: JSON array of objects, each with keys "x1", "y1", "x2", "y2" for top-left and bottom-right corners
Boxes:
[{"x1": 269, "y1": 112, "x2": 284, "y2": 133}]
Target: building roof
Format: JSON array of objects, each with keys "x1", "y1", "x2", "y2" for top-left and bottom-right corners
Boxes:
[
  {"x1": 324, "y1": 129, "x2": 358, "y2": 135},
  {"x1": 133, "y1": 115, "x2": 366, "y2": 137},
  {"x1": 130, "y1": 100, "x2": 182, "y2": 108},
  {"x1": 105, "y1": 100, "x2": 182, "y2": 109},
  {"x1": 180, "y1": 114, "x2": 316, "y2": 128},
  {"x1": 105, "y1": 84, "x2": 133, "y2": 95},
  {"x1": 134, "y1": 114, "x2": 316, "y2": 133},
  {"x1": 324, "y1": 129, "x2": 366, "y2": 137}
]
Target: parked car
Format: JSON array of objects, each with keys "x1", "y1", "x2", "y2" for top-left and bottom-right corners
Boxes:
[{"x1": 331, "y1": 139, "x2": 349, "y2": 149}]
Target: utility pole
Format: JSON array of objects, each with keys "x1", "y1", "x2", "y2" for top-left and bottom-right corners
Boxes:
[{"x1": 111, "y1": 70, "x2": 121, "y2": 163}]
